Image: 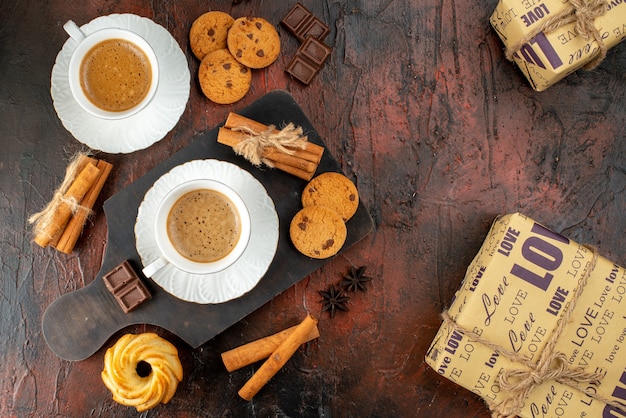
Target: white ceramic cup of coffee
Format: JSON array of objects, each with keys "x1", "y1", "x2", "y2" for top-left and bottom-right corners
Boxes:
[
  {"x1": 142, "y1": 179, "x2": 251, "y2": 278},
  {"x1": 63, "y1": 20, "x2": 159, "y2": 120}
]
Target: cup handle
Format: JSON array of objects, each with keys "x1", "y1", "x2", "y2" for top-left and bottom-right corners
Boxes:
[
  {"x1": 142, "y1": 256, "x2": 169, "y2": 278},
  {"x1": 63, "y1": 20, "x2": 86, "y2": 43}
]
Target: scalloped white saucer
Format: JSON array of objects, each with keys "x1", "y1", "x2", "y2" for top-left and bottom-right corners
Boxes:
[
  {"x1": 51, "y1": 14, "x2": 190, "y2": 154},
  {"x1": 135, "y1": 160, "x2": 279, "y2": 304}
]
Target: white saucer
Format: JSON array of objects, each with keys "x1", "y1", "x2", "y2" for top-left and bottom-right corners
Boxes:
[
  {"x1": 135, "y1": 160, "x2": 279, "y2": 304},
  {"x1": 51, "y1": 14, "x2": 190, "y2": 154}
]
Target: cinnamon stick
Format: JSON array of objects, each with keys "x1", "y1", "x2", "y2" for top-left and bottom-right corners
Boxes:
[
  {"x1": 53, "y1": 159, "x2": 113, "y2": 253},
  {"x1": 221, "y1": 323, "x2": 320, "y2": 372},
  {"x1": 218, "y1": 112, "x2": 325, "y2": 180},
  {"x1": 271, "y1": 161, "x2": 316, "y2": 181},
  {"x1": 217, "y1": 128, "x2": 320, "y2": 180},
  {"x1": 33, "y1": 161, "x2": 101, "y2": 248},
  {"x1": 238, "y1": 315, "x2": 318, "y2": 400},
  {"x1": 218, "y1": 128, "x2": 322, "y2": 168},
  {"x1": 48, "y1": 156, "x2": 96, "y2": 249},
  {"x1": 224, "y1": 112, "x2": 269, "y2": 133},
  {"x1": 224, "y1": 112, "x2": 325, "y2": 161}
]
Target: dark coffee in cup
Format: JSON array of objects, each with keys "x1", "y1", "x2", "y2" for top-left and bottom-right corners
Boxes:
[
  {"x1": 166, "y1": 189, "x2": 242, "y2": 263},
  {"x1": 80, "y1": 38, "x2": 152, "y2": 112},
  {"x1": 142, "y1": 178, "x2": 250, "y2": 277},
  {"x1": 64, "y1": 21, "x2": 160, "y2": 120}
]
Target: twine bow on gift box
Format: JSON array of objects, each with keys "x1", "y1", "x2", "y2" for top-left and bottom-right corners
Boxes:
[
  {"x1": 441, "y1": 246, "x2": 625, "y2": 418},
  {"x1": 505, "y1": 0, "x2": 610, "y2": 69},
  {"x1": 494, "y1": 347, "x2": 604, "y2": 417}
]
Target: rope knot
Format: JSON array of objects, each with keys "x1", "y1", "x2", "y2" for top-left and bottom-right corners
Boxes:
[
  {"x1": 231, "y1": 123, "x2": 308, "y2": 167},
  {"x1": 495, "y1": 351, "x2": 604, "y2": 416},
  {"x1": 504, "y1": 0, "x2": 609, "y2": 68},
  {"x1": 28, "y1": 152, "x2": 94, "y2": 241},
  {"x1": 500, "y1": 352, "x2": 598, "y2": 393},
  {"x1": 440, "y1": 245, "x2": 625, "y2": 417},
  {"x1": 572, "y1": 0, "x2": 608, "y2": 35}
]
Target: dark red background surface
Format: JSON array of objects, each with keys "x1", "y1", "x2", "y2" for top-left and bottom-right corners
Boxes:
[{"x1": 1, "y1": 1, "x2": 624, "y2": 417}]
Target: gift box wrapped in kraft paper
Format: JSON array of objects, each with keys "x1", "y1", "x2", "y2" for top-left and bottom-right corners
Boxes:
[
  {"x1": 425, "y1": 213, "x2": 626, "y2": 417},
  {"x1": 490, "y1": 0, "x2": 625, "y2": 91}
]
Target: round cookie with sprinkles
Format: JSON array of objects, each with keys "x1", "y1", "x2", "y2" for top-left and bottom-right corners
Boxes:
[
  {"x1": 290, "y1": 206, "x2": 347, "y2": 259},
  {"x1": 189, "y1": 11, "x2": 235, "y2": 61},
  {"x1": 302, "y1": 172, "x2": 359, "y2": 221},
  {"x1": 227, "y1": 16, "x2": 281, "y2": 69},
  {"x1": 189, "y1": 11, "x2": 235, "y2": 60},
  {"x1": 198, "y1": 49, "x2": 252, "y2": 104}
]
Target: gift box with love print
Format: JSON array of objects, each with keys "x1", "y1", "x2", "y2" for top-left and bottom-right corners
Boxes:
[{"x1": 426, "y1": 213, "x2": 626, "y2": 417}]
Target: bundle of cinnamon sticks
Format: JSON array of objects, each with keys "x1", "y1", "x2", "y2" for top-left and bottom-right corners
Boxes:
[
  {"x1": 217, "y1": 113, "x2": 324, "y2": 181},
  {"x1": 29, "y1": 153, "x2": 112, "y2": 254}
]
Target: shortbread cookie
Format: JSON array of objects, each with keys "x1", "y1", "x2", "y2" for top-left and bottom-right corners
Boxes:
[
  {"x1": 227, "y1": 16, "x2": 281, "y2": 69},
  {"x1": 189, "y1": 11, "x2": 235, "y2": 60},
  {"x1": 198, "y1": 49, "x2": 252, "y2": 104},
  {"x1": 301, "y1": 172, "x2": 359, "y2": 221},
  {"x1": 290, "y1": 206, "x2": 347, "y2": 259},
  {"x1": 101, "y1": 333, "x2": 183, "y2": 412}
]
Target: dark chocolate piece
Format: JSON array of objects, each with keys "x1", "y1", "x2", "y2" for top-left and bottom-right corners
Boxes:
[
  {"x1": 281, "y1": 3, "x2": 330, "y2": 43},
  {"x1": 102, "y1": 260, "x2": 151, "y2": 313},
  {"x1": 300, "y1": 36, "x2": 332, "y2": 66},
  {"x1": 286, "y1": 37, "x2": 332, "y2": 85},
  {"x1": 286, "y1": 56, "x2": 319, "y2": 85},
  {"x1": 117, "y1": 284, "x2": 151, "y2": 313}
]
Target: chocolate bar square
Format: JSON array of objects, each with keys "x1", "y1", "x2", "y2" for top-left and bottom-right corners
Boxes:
[
  {"x1": 286, "y1": 37, "x2": 332, "y2": 85},
  {"x1": 300, "y1": 36, "x2": 332, "y2": 66},
  {"x1": 286, "y1": 56, "x2": 319, "y2": 85},
  {"x1": 117, "y1": 283, "x2": 152, "y2": 314},
  {"x1": 102, "y1": 260, "x2": 136, "y2": 293},
  {"x1": 281, "y1": 3, "x2": 330, "y2": 42},
  {"x1": 102, "y1": 260, "x2": 151, "y2": 313}
]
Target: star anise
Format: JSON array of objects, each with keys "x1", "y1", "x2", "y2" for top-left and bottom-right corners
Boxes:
[
  {"x1": 319, "y1": 284, "x2": 349, "y2": 318},
  {"x1": 340, "y1": 266, "x2": 372, "y2": 292}
]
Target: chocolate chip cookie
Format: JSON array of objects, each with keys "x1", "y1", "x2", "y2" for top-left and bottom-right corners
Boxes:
[
  {"x1": 301, "y1": 172, "x2": 359, "y2": 221},
  {"x1": 290, "y1": 206, "x2": 347, "y2": 259},
  {"x1": 227, "y1": 16, "x2": 281, "y2": 69},
  {"x1": 198, "y1": 49, "x2": 251, "y2": 104},
  {"x1": 189, "y1": 11, "x2": 235, "y2": 60}
]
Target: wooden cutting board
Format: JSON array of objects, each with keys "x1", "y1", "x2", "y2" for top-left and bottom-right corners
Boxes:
[{"x1": 42, "y1": 90, "x2": 374, "y2": 361}]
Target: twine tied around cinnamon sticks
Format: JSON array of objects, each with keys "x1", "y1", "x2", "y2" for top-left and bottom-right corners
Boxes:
[
  {"x1": 441, "y1": 245, "x2": 625, "y2": 417},
  {"x1": 505, "y1": 0, "x2": 609, "y2": 69},
  {"x1": 29, "y1": 157, "x2": 93, "y2": 229},
  {"x1": 28, "y1": 152, "x2": 112, "y2": 253},
  {"x1": 230, "y1": 123, "x2": 309, "y2": 167},
  {"x1": 218, "y1": 113, "x2": 324, "y2": 181}
]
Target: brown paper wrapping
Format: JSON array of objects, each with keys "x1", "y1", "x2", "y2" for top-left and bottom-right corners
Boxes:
[
  {"x1": 490, "y1": 0, "x2": 626, "y2": 91},
  {"x1": 425, "y1": 213, "x2": 626, "y2": 417}
]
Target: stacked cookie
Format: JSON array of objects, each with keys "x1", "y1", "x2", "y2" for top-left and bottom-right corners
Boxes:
[
  {"x1": 290, "y1": 172, "x2": 359, "y2": 259},
  {"x1": 189, "y1": 12, "x2": 281, "y2": 104}
]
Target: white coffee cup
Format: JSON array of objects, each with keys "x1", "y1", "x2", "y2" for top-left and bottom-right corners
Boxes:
[
  {"x1": 63, "y1": 20, "x2": 159, "y2": 120},
  {"x1": 142, "y1": 179, "x2": 251, "y2": 278}
]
